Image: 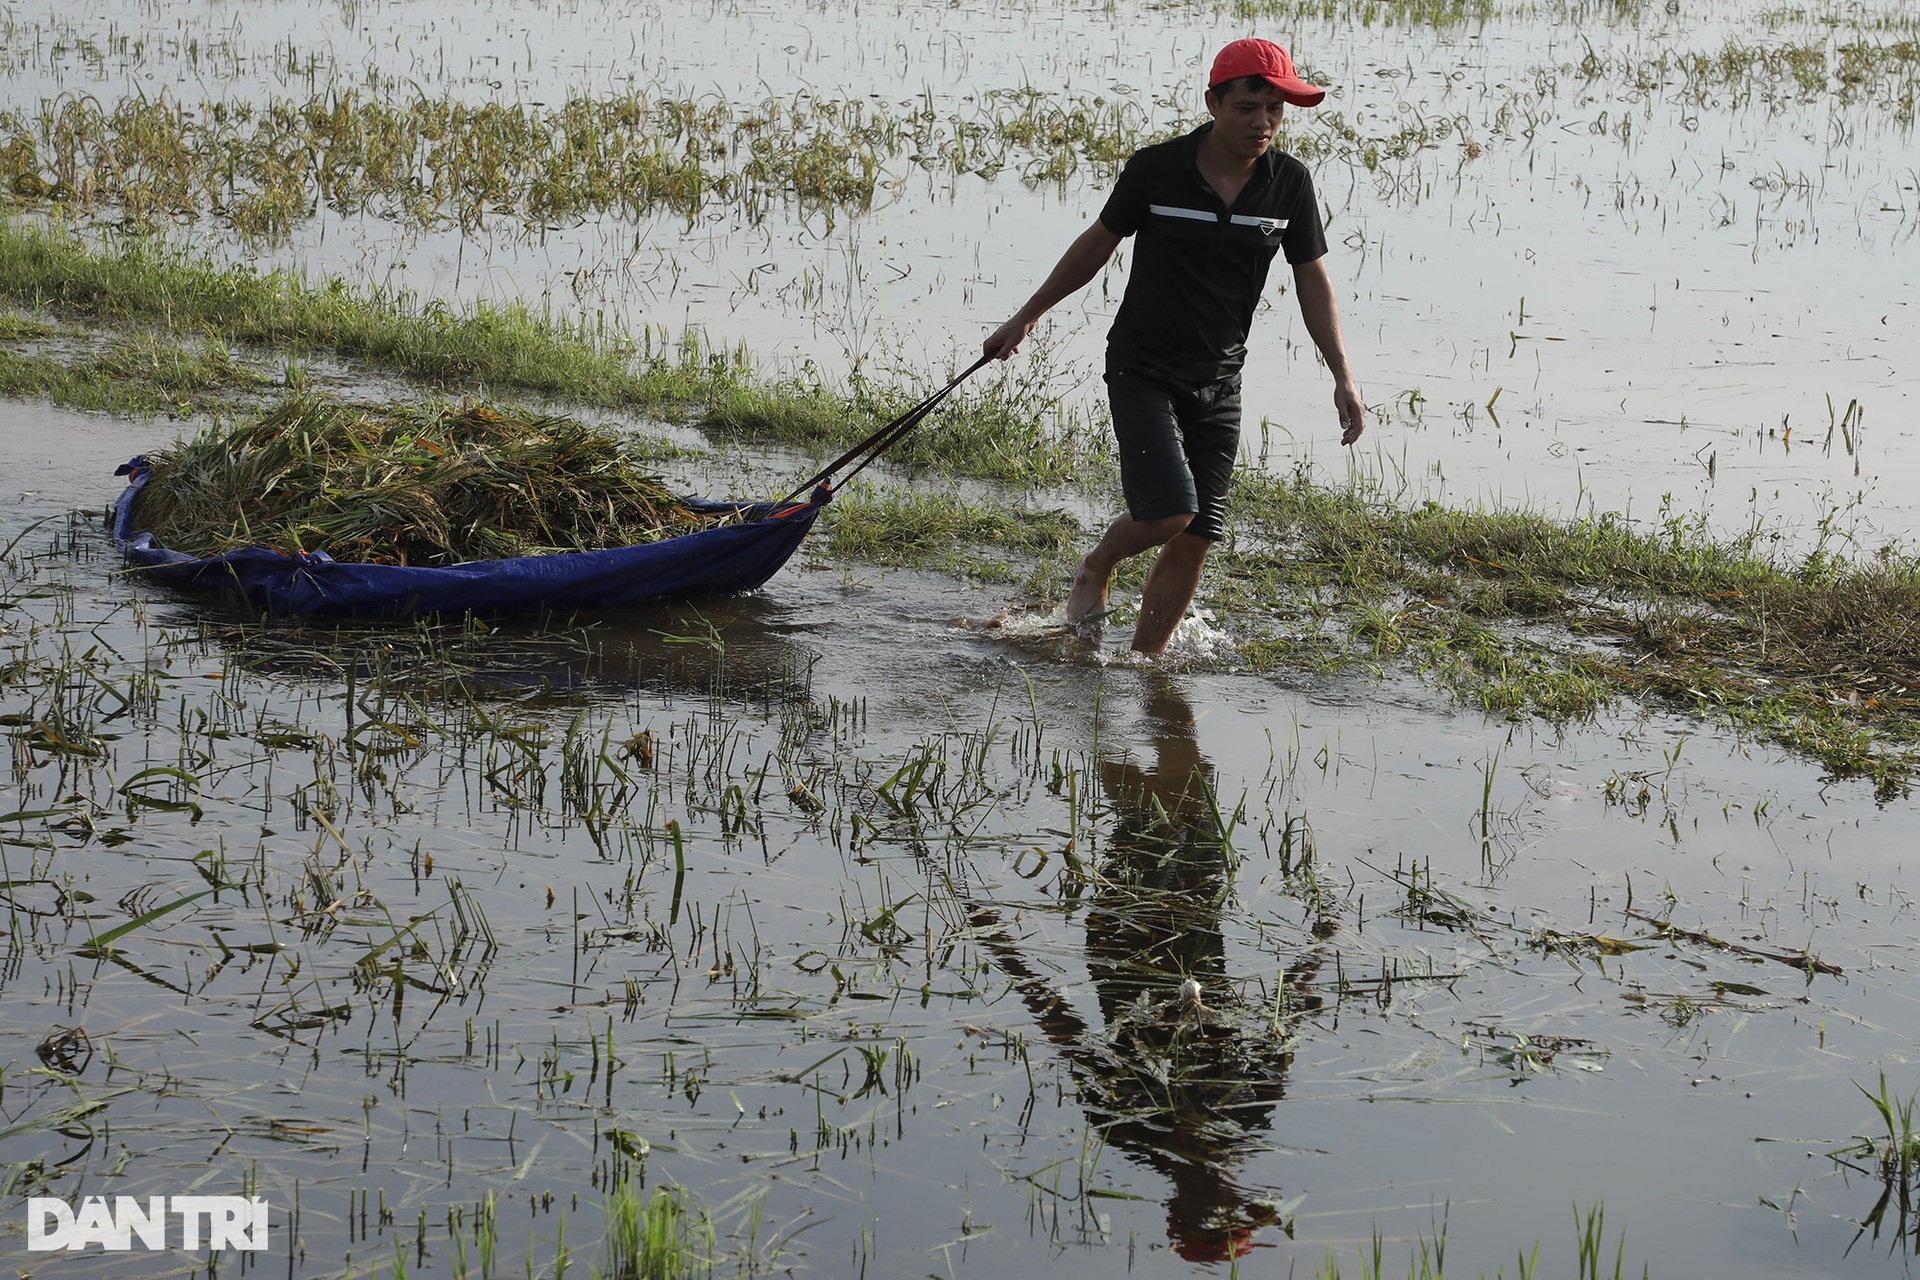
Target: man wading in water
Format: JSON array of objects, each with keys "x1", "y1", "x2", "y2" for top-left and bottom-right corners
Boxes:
[{"x1": 983, "y1": 38, "x2": 1366, "y2": 655}]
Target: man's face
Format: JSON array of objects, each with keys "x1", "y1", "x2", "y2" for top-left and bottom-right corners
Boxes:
[{"x1": 1204, "y1": 82, "x2": 1287, "y2": 161}]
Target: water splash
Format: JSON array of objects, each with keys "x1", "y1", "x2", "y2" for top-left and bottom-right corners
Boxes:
[{"x1": 965, "y1": 603, "x2": 1235, "y2": 667}]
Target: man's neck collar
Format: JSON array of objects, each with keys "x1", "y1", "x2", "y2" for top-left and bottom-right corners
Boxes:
[{"x1": 1192, "y1": 121, "x2": 1269, "y2": 175}]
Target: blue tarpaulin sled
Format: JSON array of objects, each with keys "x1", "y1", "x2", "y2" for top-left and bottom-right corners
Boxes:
[
  {"x1": 110, "y1": 357, "x2": 987, "y2": 618},
  {"x1": 111, "y1": 461, "x2": 826, "y2": 618}
]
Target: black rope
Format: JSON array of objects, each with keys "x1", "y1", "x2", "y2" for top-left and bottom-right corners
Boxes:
[{"x1": 781, "y1": 353, "x2": 993, "y2": 504}]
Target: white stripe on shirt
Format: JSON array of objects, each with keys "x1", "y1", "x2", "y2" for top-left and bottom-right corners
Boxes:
[{"x1": 1147, "y1": 204, "x2": 1217, "y2": 222}]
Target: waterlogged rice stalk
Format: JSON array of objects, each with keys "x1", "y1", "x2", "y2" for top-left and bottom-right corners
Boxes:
[
  {"x1": 0, "y1": 76, "x2": 1529, "y2": 235},
  {"x1": 0, "y1": 84, "x2": 1167, "y2": 239},
  {"x1": 1855, "y1": 1072, "x2": 1920, "y2": 1186},
  {"x1": 133, "y1": 396, "x2": 718, "y2": 564},
  {"x1": 1829, "y1": 1072, "x2": 1920, "y2": 1249},
  {"x1": 1235, "y1": 0, "x2": 1497, "y2": 25},
  {"x1": 666, "y1": 818, "x2": 687, "y2": 928},
  {"x1": 0, "y1": 19, "x2": 1912, "y2": 250}
]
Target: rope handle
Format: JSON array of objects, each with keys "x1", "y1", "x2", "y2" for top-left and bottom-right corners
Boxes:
[{"x1": 781, "y1": 353, "x2": 994, "y2": 504}]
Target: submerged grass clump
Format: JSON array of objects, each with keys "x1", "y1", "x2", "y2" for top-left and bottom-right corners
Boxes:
[
  {"x1": 602, "y1": 1177, "x2": 714, "y2": 1280},
  {"x1": 0, "y1": 304, "x2": 55, "y2": 340},
  {"x1": 1223, "y1": 468, "x2": 1920, "y2": 791},
  {"x1": 134, "y1": 396, "x2": 712, "y2": 564},
  {"x1": 0, "y1": 219, "x2": 749, "y2": 410},
  {"x1": 822, "y1": 486, "x2": 1083, "y2": 578},
  {"x1": 0, "y1": 336, "x2": 263, "y2": 415}
]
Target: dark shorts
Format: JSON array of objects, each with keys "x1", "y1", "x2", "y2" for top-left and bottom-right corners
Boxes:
[{"x1": 1105, "y1": 369, "x2": 1242, "y2": 542}]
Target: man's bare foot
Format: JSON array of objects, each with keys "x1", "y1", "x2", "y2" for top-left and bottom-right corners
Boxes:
[{"x1": 1064, "y1": 558, "x2": 1110, "y2": 623}]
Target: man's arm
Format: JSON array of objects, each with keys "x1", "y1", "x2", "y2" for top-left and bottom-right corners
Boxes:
[
  {"x1": 983, "y1": 219, "x2": 1125, "y2": 360},
  {"x1": 1291, "y1": 255, "x2": 1366, "y2": 445}
]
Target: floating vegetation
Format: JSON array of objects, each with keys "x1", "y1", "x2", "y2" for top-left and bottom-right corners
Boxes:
[{"x1": 133, "y1": 396, "x2": 711, "y2": 564}]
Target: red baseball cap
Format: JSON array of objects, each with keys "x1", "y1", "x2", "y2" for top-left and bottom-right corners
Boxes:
[{"x1": 1208, "y1": 37, "x2": 1326, "y2": 107}]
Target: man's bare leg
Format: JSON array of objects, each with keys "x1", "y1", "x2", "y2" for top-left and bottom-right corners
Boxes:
[
  {"x1": 1132, "y1": 530, "x2": 1212, "y2": 655},
  {"x1": 1065, "y1": 513, "x2": 1195, "y2": 624}
]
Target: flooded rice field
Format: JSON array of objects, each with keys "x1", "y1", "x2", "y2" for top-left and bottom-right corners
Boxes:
[{"x1": 3, "y1": 0, "x2": 1919, "y2": 1275}]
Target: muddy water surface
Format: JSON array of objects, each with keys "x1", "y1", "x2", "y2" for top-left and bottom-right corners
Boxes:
[{"x1": 6, "y1": 399, "x2": 1920, "y2": 1276}]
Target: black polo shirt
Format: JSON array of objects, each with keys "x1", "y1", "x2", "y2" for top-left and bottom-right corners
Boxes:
[{"x1": 1099, "y1": 122, "x2": 1326, "y2": 387}]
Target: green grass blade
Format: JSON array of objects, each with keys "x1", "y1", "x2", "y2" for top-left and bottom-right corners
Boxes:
[{"x1": 77, "y1": 887, "x2": 218, "y2": 954}]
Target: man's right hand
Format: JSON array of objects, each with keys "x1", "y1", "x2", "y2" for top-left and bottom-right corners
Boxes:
[
  {"x1": 981, "y1": 219, "x2": 1122, "y2": 363},
  {"x1": 983, "y1": 316, "x2": 1030, "y2": 361}
]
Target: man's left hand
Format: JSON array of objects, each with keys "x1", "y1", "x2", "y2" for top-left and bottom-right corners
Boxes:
[{"x1": 1336, "y1": 381, "x2": 1366, "y2": 445}]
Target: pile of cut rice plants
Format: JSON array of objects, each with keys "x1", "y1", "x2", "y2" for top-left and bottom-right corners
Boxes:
[{"x1": 133, "y1": 396, "x2": 713, "y2": 564}]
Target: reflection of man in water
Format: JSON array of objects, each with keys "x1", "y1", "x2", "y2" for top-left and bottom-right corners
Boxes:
[{"x1": 975, "y1": 680, "x2": 1335, "y2": 1261}]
